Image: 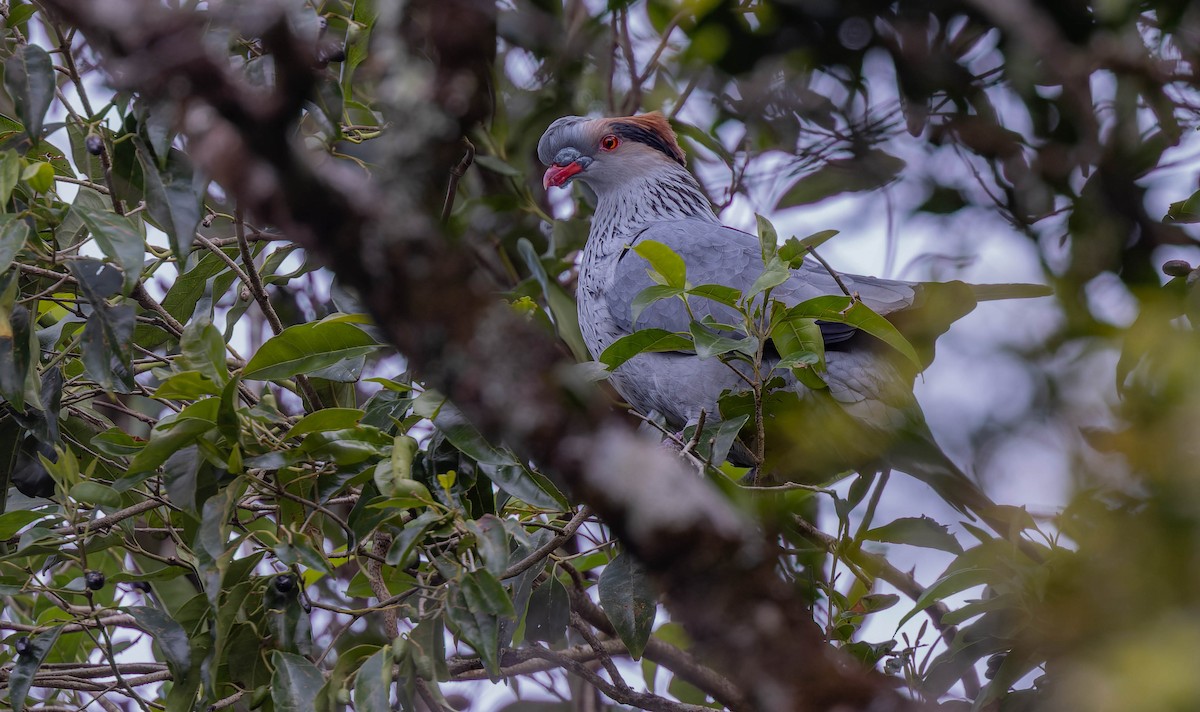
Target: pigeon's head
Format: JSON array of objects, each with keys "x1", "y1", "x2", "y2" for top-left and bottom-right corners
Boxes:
[{"x1": 538, "y1": 112, "x2": 686, "y2": 191}]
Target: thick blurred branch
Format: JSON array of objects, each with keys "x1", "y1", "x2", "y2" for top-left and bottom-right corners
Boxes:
[{"x1": 38, "y1": 0, "x2": 918, "y2": 708}]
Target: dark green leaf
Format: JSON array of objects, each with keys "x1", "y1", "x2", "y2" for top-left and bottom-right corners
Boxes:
[
  {"x1": 272, "y1": 651, "x2": 326, "y2": 712},
  {"x1": 598, "y1": 551, "x2": 657, "y2": 659},
  {"x1": 8, "y1": 625, "x2": 62, "y2": 712},
  {"x1": 465, "y1": 514, "x2": 510, "y2": 577},
  {"x1": 0, "y1": 214, "x2": 28, "y2": 274},
  {"x1": 82, "y1": 303, "x2": 135, "y2": 393},
  {"x1": 243, "y1": 320, "x2": 379, "y2": 381},
  {"x1": 78, "y1": 205, "x2": 145, "y2": 294},
  {"x1": 477, "y1": 462, "x2": 568, "y2": 509},
  {"x1": 4, "y1": 44, "x2": 55, "y2": 140},
  {"x1": 137, "y1": 144, "x2": 202, "y2": 261},
  {"x1": 599, "y1": 328, "x2": 693, "y2": 369},
  {"x1": 126, "y1": 606, "x2": 191, "y2": 681},
  {"x1": 526, "y1": 575, "x2": 570, "y2": 645}
]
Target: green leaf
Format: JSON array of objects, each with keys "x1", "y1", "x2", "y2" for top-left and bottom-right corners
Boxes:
[
  {"x1": 526, "y1": 575, "x2": 571, "y2": 645},
  {"x1": 243, "y1": 320, "x2": 379, "y2": 381},
  {"x1": 633, "y1": 240, "x2": 687, "y2": 289},
  {"x1": 744, "y1": 257, "x2": 791, "y2": 303},
  {"x1": 862, "y1": 516, "x2": 964, "y2": 554},
  {"x1": 770, "y1": 311, "x2": 827, "y2": 389},
  {"x1": 778, "y1": 230, "x2": 840, "y2": 266},
  {"x1": 465, "y1": 514, "x2": 509, "y2": 577},
  {"x1": 631, "y1": 284, "x2": 683, "y2": 325},
  {"x1": 599, "y1": 328, "x2": 693, "y2": 370},
  {"x1": 0, "y1": 510, "x2": 51, "y2": 539},
  {"x1": 78, "y1": 205, "x2": 145, "y2": 294},
  {"x1": 445, "y1": 570, "x2": 515, "y2": 677},
  {"x1": 755, "y1": 213, "x2": 778, "y2": 264},
  {"x1": 137, "y1": 144, "x2": 203, "y2": 261},
  {"x1": 785, "y1": 296, "x2": 922, "y2": 370},
  {"x1": 285, "y1": 408, "x2": 366, "y2": 439},
  {"x1": 82, "y1": 303, "x2": 136, "y2": 394},
  {"x1": 153, "y1": 371, "x2": 222, "y2": 400},
  {"x1": 68, "y1": 481, "x2": 122, "y2": 509},
  {"x1": 1165, "y1": 189, "x2": 1200, "y2": 223},
  {"x1": 896, "y1": 567, "x2": 991, "y2": 629},
  {"x1": 178, "y1": 318, "x2": 229, "y2": 385},
  {"x1": 478, "y1": 462, "x2": 567, "y2": 510},
  {"x1": 686, "y1": 283, "x2": 741, "y2": 308},
  {"x1": 20, "y1": 161, "x2": 52, "y2": 193},
  {"x1": 272, "y1": 651, "x2": 326, "y2": 712},
  {"x1": 0, "y1": 149, "x2": 20, "y2": 205},
  {"x1": 126, "y1": 606, "x2": 191, "y2": 683},
  {"x1": 8, "y1": 625, "x2": 62, "y2": 712},
  {"x1": 128, "y1": 417, "x2": 214, "y2": 475},
  {"x1": 352, "y1": 645, "x2": 393, "y2": 712},
  {"x1": 688, "y1": 322, "x2": 756, "y2": 360},
  {"x1": 776, "y1": 149, "x2": 906, "y2": 208},
  {"x1": 598, "y1": 551, "x2": 657, "y2": 659},
  {"x1": 4, "y1": 44, "x2": 55, "y2": 140}
]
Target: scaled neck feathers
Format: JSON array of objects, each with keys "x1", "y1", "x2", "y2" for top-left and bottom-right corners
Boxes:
[{"x1": 587, "y1": 161, "x2": 719, "y2": 250}]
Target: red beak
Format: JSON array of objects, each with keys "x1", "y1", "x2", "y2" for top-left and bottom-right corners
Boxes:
[{"x1": 543, "y1": 162, "x2": 584, "y2": 189}]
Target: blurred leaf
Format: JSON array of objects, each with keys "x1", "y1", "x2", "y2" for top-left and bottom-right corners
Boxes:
[
  {"x1": 517, "y1": 238, "x2": 589, "y2": 361},
  {"x1": 776, "y1": 150, "x2": 906, "y2": 208},
  {"x1": 4, "y1": 44, "x2": 54, "y2": 140},
  {"x1": 863, "y1": 516, "x2": 963, "y2": 554},
  {"x1": 598, "y1": 551, "x2": 657, "y2": 659}
]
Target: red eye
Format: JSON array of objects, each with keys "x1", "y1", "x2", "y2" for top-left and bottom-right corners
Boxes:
[{"x1": 600, "y1": 134, "x2": 620, "y2": 151}]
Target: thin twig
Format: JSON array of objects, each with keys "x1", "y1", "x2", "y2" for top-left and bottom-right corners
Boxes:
[
  {"x1": 806, "y1": 246, "x2": 853, "y2": 298},
  {"x1": 440, "y1": 138, "x2": 475, "y2": 223}
]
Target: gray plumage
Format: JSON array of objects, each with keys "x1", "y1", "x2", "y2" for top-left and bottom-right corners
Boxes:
[{"x1": 539, "y1": 113, "x2": 1045, "y2": 521}]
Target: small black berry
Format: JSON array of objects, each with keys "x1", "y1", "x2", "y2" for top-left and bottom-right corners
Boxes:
[
  {"x1": 14, "y1": 636, "x2": 31, "y2": 656},
  {"x1": 85, "y1": 571, "x2": 106, "y2": 591},
  {"x1": 1163, "y1": 259, "x2": 1193, "y2": 277},
  {"x1": 85, "y1": 134, "x2": 104, "y2": 156}
]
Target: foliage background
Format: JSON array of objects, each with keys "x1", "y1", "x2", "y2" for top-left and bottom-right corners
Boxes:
[{"x1": 0, "y1": 0, "x2": 1198, "y2": 710}]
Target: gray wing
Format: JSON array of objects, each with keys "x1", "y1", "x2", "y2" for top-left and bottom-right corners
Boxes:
[{"x1": 607, "y1": 219, "x2": 920, "y2": 338}]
